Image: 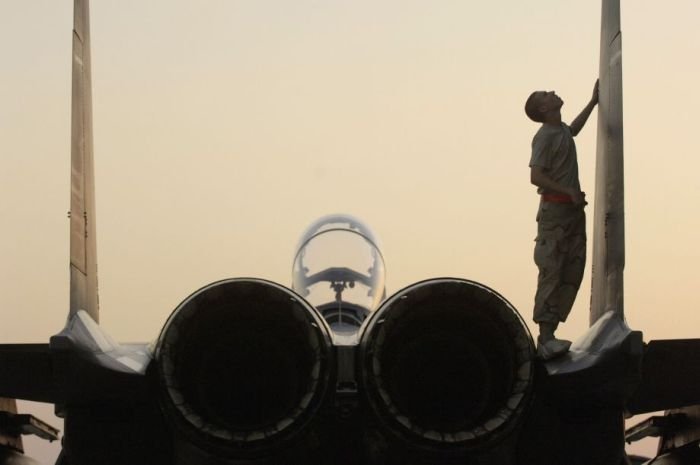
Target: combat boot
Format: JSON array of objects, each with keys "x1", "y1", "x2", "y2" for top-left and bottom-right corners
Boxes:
[
  {"x1": 537, "y1": 321, "x2": 572, "y2": 360},
  {"x1": 537, "y1": 337, "x2": 572, "y2": 360}
]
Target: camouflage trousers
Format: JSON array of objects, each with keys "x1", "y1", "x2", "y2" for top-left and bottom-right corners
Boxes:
[{"x1": 533, "y1": 201, "x2": 586, "y2": 324}]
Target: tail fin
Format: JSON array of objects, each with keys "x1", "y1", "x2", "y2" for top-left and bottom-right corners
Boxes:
[
  {"x1": 590, "y1": 0, "x2": 624, "y2": 325},
  {"x1": 69, "y1": 0, "x2": 99, "y2": 323}
]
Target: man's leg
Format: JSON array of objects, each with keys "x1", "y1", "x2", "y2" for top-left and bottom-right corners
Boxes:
[
  {"x1": 551, "y1": 209, "x2": 586, "y2": 323},
  {"x1": 533, "y1": 223, "x2": 564, "y2": 325},
  {"x1": 533, "y1": 220, "x2": 572, "y2": 359}
]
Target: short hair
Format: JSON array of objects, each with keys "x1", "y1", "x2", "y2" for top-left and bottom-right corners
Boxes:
[{"x1": 524, "y1": 91, "x2": 545, "y2": 123}]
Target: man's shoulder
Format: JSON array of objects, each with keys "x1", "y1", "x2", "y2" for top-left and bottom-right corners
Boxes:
[
  {"x1": 532, "y1": 124, "x2": 560, "y2": 145},
  {"x1": 560, "y1": 123, "x2": 574, "y2": 137}
]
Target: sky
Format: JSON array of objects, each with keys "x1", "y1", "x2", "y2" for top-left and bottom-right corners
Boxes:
[{"x1": 2, "y1": 0, "x2": 700, "y2": 462}]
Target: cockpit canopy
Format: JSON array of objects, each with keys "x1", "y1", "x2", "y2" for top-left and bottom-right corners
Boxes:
[{"x1": 292, "y1": 215, "x2": 386, "y2": 333}]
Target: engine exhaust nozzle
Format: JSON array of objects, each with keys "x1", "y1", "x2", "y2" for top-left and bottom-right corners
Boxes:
[
  {"x1": 155, "y1": 278, "x2": 333, "y2": 456},
  {"x1": 359, "y1": 278, "x2": 534, "y2": 454}
]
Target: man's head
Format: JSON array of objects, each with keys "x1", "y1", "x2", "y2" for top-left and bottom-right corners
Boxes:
[{"x1": 524, "y1": 90, "x2": 563, "y2": 123}]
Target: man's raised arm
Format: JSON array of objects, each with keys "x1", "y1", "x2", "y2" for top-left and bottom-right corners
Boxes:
[{"x1": 569, "y1": 80, "x2": 599, "y2": 136}]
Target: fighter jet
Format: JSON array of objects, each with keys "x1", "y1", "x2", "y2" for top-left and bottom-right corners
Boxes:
[{"x1": 2, "y1": 1, "x2": 700, "y2": 464}]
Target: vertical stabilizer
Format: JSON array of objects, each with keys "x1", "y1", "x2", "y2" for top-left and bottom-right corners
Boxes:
[
  {"x1": 590, "y1": 0, "x2": 624, "y2": 325},
  {"x1": 69, "y1": 0, "x2": 99, "y2": 323}
]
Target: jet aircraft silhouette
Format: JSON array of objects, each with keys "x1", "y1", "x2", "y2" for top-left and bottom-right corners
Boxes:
[{"x1": 1, "y1": 1, "x2": 700, "y2": 464}]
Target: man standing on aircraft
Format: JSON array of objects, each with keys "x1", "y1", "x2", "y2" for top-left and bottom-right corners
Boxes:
[{"x1": 525, "y1": 80, "x2": 598, "y2": 359}]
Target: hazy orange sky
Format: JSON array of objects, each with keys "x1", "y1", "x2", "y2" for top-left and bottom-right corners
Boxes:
[{"x1": 2, "y1": 1, "x2": 700, "y2": 462}]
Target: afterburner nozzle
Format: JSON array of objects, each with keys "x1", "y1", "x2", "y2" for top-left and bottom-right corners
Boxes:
[
  {"x1": 359, "y1": 278, "x2": 535, "y2": 456},
  {"x1": 155, "y1": 278, "x2": 333, "y2": 457}
]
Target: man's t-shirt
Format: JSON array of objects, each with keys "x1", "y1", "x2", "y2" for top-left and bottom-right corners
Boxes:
[{"x1": 529, "y1": 123, "x2": 580, "y2": 195}]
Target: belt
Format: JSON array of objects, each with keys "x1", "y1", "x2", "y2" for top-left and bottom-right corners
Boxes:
[{"x1": 541, "y1": 193, "x2": 573, "y2": 203}]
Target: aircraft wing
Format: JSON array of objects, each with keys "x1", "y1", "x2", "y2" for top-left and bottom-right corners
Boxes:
[
  {"x1": 627, "y1": 338, "x2": 700, "y2": 414},
  {"x1": 0, "y1": 311, "x2": 149, "y2": 406}
]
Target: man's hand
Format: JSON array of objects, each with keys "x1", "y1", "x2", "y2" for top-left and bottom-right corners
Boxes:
[
  {"x1": 567, "y1": 187, "x2": 587, "y2": 206},
  {"x1": 570, "y1": 79, "x2": 600, "y2": 136}
]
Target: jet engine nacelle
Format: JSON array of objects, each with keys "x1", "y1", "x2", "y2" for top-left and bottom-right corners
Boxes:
[
  {"x1": 359, "y1": 278, "x2": 535, "y2": 461},
  {"x1": 154, "y1": 278, "x2": 334, "y2": 460}
]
